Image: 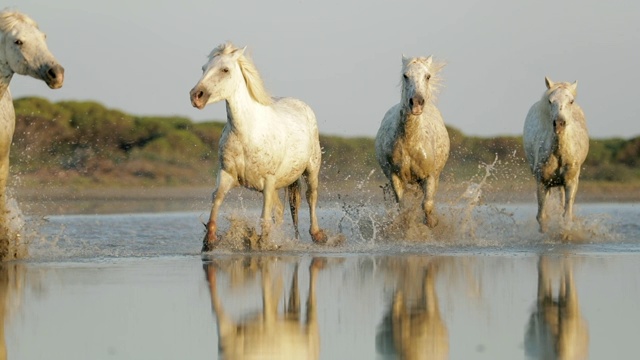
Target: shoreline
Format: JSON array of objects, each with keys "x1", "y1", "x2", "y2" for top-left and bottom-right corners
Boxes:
[{"x1": 11, "y1": 182, "x2": 640, "y2": 216}]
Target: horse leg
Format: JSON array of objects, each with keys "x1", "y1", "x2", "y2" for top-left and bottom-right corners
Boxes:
[
  {"x1": 272, "y1": 189, "x2": 284, "y2": 225},
  {"x1": 563, "y1": 179, "x2": 579, "y2": 226},
  {"x1": 287, "y1": 180, "x2": 301, "y2": 239},
  {"x1": 260, "y1": 177, "x2": 276, "y2": 242},
  {"x1": 536, "y1": 182, "x2": 550, "y2": 233},
  {"x1": 203, "y1": 170, "x2": 236, "y2": 252},
  {"x1": 421, "y1": 175, "x2": 438, "y2": 228},
  {"x1": 0, "y1": 153, "x2": 9, "y2": 259},
  {"x1": 390, "y1": 173, "x2": 405, "y2": 206},
  {"x1": 304, "y1": 169, "x2": 327, "y2": 244}
]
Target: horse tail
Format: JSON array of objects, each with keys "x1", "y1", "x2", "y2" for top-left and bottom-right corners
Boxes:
[{"x1": 286, "y1": 179, "x2": 302, "y2": 239}]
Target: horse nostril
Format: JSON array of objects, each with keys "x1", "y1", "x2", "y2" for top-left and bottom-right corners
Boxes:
[
  {"x1": 409, "y1": 98, "x2": 414, "y2": 107},
  {"x1": 196, "y1": 91, "x2": 204, "y2": 100},
  {"x1": 418, "y1": 98, "x2": 425, "y2": 106},
  {"x1": 47, "y1": 67, "x2": 57, "y2": 79}
]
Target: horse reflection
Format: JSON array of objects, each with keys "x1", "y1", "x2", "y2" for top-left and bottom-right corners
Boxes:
[
  {"x1": 0, "y1": 264, "x2": 24, "y2": 360},
  {"x1": 525, "y1": 256, "x2": 589, "y2": 359},
  {"x1": 204, "y1": 258, "x2": 321, "y2": 359},
  {"x1": 377, "y1": 260, "x2": 449, "y2": 359}
]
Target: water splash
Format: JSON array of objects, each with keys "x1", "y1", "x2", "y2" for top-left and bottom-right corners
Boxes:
[
  {"x1": 334, "y1": 155, "x2": 620, "y2": 247},
  {"x1": 0, "y1": 196, "x2": 28, "y2": 260}
]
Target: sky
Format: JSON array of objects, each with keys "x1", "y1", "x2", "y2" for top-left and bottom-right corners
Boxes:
[{"x1": 9, "y1": 0, "x2": 640, "y2": 138}]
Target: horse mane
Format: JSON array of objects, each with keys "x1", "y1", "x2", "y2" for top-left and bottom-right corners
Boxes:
[
  {"x1": 402, "y1": 56, "x2": 446, "y2": 101},
  {"x1": 0, "y1": 10, "x2": 38, "y2": 33},
  {"x1": 208, "y1": 42, "x2": 272, "y2": 106}
]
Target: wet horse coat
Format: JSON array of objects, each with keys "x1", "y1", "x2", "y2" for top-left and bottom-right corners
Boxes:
[
  {"x1": 375, "y1": 55, "x2": 450, "y2": 228},
  {"x1": 523, "y1": 77, "x2": 589, "y2": 233},
  {"x1": 189, "y1": 43, "x2": 326, "y2": 251}
]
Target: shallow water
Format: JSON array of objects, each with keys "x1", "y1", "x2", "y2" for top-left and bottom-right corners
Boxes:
[{"x1": 2, "y1": 202, "x2": 640, "y2": 359}]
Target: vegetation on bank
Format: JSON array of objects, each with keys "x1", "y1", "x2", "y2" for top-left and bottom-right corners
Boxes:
[{"x1": 10, "y1": 97, "x2": 640, "y2": 189}]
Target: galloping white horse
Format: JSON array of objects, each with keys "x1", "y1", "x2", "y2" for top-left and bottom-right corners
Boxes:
[
  {"x1": 0, "y1": 11, "x2": 64, "y2": 258},
  {"x1": 523, "y1": 77, "x2": 589, "y2": 233},
  {"x1": 190, "y1": 43, "x2": 326, "y2": 251},
  {"x1": 375, "y1": 55, "x2": 450, "y2": 228}
]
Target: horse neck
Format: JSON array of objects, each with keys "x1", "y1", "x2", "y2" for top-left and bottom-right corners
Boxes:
[
  {"x1": 399, "y1": 108, "x2": 423, "y2": 137},
  {"x1": 225, "y1": 79, "x2": 268, "y2": 136},
  {"x1": 0, "y1": 34, "x2": 14, "y2": 98}
]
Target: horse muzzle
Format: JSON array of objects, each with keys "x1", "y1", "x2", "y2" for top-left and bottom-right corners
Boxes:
[
  {"x1": 190, "y1": 86, "x2": 209, "y2": 110},
  {"x1": 409, "y1": 95, "x2": 425, "y2": 116},
  {"x1": 43, "y1": 64, "x2": 64, "y2": 89},
  {"x1": 553, "y1": 118, "x2": 566, "y2": 134}
]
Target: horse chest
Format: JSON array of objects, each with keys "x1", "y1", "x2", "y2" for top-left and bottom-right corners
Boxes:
[
  {"x1": 220, "y1": 131, "x2": 306, "y2": 191},
  {"x1": 392, "y1": 140, "x2": 434, "y2": 182}
]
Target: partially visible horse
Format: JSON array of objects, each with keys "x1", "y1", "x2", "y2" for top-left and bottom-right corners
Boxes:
[
  {"x1": 525, "y1": 256, "x2": 589, "y2": 359},
  {"x1": 0, "y1": 10, "x2": 64, "y2": 259},
  {"x1": 204, "y1": 258, "x2": 323, "y2": 359},
  {"x1": 375, "y1": 55, "x2": 450, "y2": 228},
  {"x1": 523, "y1": 77, "x2": 589, "y2": 233},
  {"x1": 190, "y1": 42, "x2": 326, "y2": 251}
]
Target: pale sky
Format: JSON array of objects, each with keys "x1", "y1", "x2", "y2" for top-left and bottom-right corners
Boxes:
[{"x1": 9, "y1": 0, "x2": 640, "y2": 138}]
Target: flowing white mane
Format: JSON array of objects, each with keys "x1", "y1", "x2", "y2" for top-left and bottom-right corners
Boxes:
[
  {"x1": 0, "y1": 10, "x2": 38, "y2": 33},
  {"x1": 208, "y1": 42, "x2": 272, "y2": 106},
  {"x1": 401, "y1": 56, "x2": 446, "y2": 101}
]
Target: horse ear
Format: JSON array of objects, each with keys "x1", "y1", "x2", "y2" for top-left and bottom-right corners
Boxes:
[
  {"x1": 402, "y1": 54, "x2": 409, "y2": 66},
  {"x1": 544, "y1": 76, "x2": 554, "y2": 89},
  {"x1": 570, "y1": 80, "x2": 578, "y2": 91},
  {"x1": 231, "y1": 46, "x2": 246, "y2": 60},
  {"x1": 424, "y1": 55, "x2": 433, "y2": 66}
]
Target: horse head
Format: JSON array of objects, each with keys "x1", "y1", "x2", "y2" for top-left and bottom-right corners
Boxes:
[
  {"x1": 190, "y1": 43, "x2": 247, "y2": 109},
  {"x1": 544, "y1": 77, "x2": 578, "y2": 135},
  {"x1": 401, "y1": 55, "x2": 438, "y2": 116},
  {"x1": 0, "y1": 11, "x2": 64, "y2": 89}
]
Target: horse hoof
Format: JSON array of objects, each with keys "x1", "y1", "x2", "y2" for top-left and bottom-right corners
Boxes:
[
  {"x1": 202, "y1": 231, "x2": 218, "y2": 252},
  {"x1": 424, "y1": 216, "x2": 438, "y2": 229},
  {"x1": 311, "y1": 229, "x2": 328, "y2": 244}
]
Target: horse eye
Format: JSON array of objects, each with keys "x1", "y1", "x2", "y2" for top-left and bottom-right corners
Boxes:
[
  {"x1": 14, "y1": 39, "x2": 23, "y2": 46},
  {"x1": 222, "y1": 68, "x2": 229, "y2": 73},
  {"x1": 426, "y1": 74, "x2": 431, "y2": 80},
  {"x1": 570, "y1": 99, "x2": 574, "y2": 104},
  {"x1": 403, "y1": 74, "x2": 408, "y2": 80}
]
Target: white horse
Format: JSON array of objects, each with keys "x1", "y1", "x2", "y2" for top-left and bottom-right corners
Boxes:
[
  {"x1": 0, "y1": 10, "x2": 64, "y2": 258},
  {"x1": 205, "y1": 258, "x2": 322, "y2": 359},
  {"x1": 190, "y1": 42, "x2": 326, "y2": 251},
  {"x1": 375, "y1": 55, "x2": 450, "y2": 228},
  {"x1": 523, "y1": 77, "x2": 589, "y2": 233}
]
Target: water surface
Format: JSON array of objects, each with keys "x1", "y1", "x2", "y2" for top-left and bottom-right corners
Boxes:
[{"x1": 2, "y1": 202, "x2": 640, "y2": 359}]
